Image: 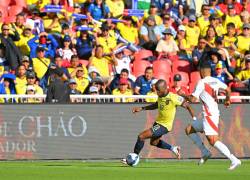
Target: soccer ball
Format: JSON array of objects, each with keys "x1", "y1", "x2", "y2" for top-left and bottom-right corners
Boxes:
[{"x1": 126, "y1": 153, "x2": 140, "y2": 167}]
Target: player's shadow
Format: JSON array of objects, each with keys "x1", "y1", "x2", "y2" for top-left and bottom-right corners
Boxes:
[{"x1": 44, "y1": 164, "x2": 72, "y2": 167}]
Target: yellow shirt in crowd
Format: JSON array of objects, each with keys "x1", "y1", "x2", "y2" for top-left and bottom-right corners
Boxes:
[
  {"x1": 89, "y1": 57, "x2": 110, "y2": 77},
  {"x1": 75, "y1": 77, "x2": 89, "y2": 93},
  {"x1": 236, "y1": 36, "x2": 250, "y2": 54},
  {"x1": 116, "y1": 23, "x2": 138, "y2": 43},
  {"x1": 32, "y1": 57, "x2": 50, "y2": 79},
  {"x1": 15, "y1": 34, "x2": 34, "y2": 56},
  {"x1": 185, "y1": 25, "x2": 200, "y2": 47},
  {"x1": 112, "y1": 88, "x2": 133, "y2": 102},
  {"x1": 156, "y1": 92, "x2": 184, "y2": 131},
  {"x1": 106, "y1": 0, "x2": 124, "y2": 17}
]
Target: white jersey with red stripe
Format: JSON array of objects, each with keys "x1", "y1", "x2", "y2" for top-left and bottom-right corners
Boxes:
[{"x1": 192, "y1": 76, "x2": 228, "y2": 117}]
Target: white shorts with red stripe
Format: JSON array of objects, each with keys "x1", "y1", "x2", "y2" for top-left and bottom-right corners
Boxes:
[{"x1": 192, "y1": 116, "x2": 219, "y2": 136}]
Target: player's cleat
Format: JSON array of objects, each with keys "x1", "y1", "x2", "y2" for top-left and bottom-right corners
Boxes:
[
  {"x1": 228, "y1": 159, "x2": 241, "y2": 170},
  {"x1": 198, "y1": 151, "x2": 211, "y2": 165},
  {"x1": 121, "y1": 158, "x2": 128, "y2": 165},
  {"x1": 172, "y1": 146, "x2": 181, "y2": 159}
]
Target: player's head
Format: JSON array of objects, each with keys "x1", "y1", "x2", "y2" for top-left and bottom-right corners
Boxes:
[
  {"x1": 199, "y1": 62, "x2": 211, "y2": 78},
  {"x1": 155, "y1": 79, "x2": 168, "y2": 97}
]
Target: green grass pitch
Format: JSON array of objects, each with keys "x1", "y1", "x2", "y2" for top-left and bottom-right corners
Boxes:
[{"x1": 0, "y1": 159, "x2": 249, "y2": 180}]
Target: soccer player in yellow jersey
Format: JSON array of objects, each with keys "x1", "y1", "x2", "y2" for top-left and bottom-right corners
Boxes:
[{"x1": 122, "y1": 79, "x2": 195, "y2": 163}]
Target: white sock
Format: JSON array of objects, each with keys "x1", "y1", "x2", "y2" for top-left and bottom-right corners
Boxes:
[
  {"x1": 214, "y1": 141, "x2": 234, "y2": 162},
  {"x1": 188, "y1": 133, "x2": 209, "y2": 155}
]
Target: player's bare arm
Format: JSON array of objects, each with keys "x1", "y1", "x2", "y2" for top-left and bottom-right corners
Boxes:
[
  {"x1": 132, "y1": 102, "x2": 158, "y2": 113},
  {"x1": 181, "y1": 101, "x2": 196, "y2": 120}
]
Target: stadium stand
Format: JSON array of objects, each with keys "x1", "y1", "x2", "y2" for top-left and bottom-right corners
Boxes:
[{"x1": 0, "y1": 0, "x2": 249, "y2": 103}]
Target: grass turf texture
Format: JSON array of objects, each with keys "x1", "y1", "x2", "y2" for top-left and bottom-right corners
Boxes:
[{"x1": 0, "y1": 160, "x2": 249, "y2": 180}]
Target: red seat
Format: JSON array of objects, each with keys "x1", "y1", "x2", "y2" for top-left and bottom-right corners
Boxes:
[
  {"x1": 132, "y1": 60, "x2": 151, "y2": 77},
  {"x1": 190, "y1": 71, "x2": 201, "y2": 83},
  {"x1": 0, "y1": 0, "x2": 10, "y2": 8},
  {"x1": 8, "y1": 5, "x2": 23, "y2": 17},
  {"x1": 79, "y1": 59, "x2": 89, "y2": 67},
  {"x1": 172, "y1": 60, "x2": 191, "y2": 73},
  {"x1": 230, "y1": 92, "x2": 241, "y2": 103},
  {"x1": 152, "y1": 60, "x2": 172, "y2": 75},
  {"x1": 0, "y1": 6, "x2": 8, "y2": 19},
  {"x1": 14, "y1": 0, "x2": 27, "y2": 8},
  {"x1": 154, "y1": 72, "x2": 171, "y2": 84},
  {"x1": 61, "y1": 60, "x2": 71, "y2": 68},
  {"x1": 172, "y1": 72, "x2": 190, "y2": 86},
  {"x1": 134, "y1": 49, "x2": 153, "y2": 61},
  {"x1": 4, "y1": 16, "x2": 16, "y2": 23}
]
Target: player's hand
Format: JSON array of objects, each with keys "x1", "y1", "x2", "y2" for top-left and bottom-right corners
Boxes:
[
  {"x1": 132, "y1": 107, "x2": 142, "y2": 114},
  {"x1": 224, "y1": 99, "x2": 231, "y2": 108}
]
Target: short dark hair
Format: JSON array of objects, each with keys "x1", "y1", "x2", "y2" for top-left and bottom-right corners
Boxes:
[
  {"x1": 145, "y1": 66, "x2": 153, "y2": 72},
  {"x1": 227, "y1": 22, "x2": 236, "y2": 29},
  {"x1": 71, "y1": 54, "x2": 78, "y2": 60},
  {"x1": 121, "y1": 68, "x2": 129, "y2": 74},
  {"x1": 200, "y1": 61, "x2": 211, "y2": 69}
]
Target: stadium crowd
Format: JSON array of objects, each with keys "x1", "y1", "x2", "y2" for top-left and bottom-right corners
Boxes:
[{"x1": 0, "y1": 0, "x2": 249, "y2": 103}]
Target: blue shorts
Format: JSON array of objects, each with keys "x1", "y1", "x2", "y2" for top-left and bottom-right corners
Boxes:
[{"x1": 151, "y1": 122, "x2": 169, "y2": 138}]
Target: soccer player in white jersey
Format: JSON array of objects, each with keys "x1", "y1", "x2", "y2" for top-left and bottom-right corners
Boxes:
[{"x1": 181, "y1": 62, "x2": 241, "y2": 170}]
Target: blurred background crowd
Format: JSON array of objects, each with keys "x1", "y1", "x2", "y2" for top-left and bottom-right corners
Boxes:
[{"x1": 0, "y1": 0, "x2": 249, "y2": 103}]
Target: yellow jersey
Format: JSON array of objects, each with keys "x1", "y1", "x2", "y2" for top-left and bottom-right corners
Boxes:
[
  {"x1": 106, "y1": 0, "x2": 124, "y2": 17},
  {"x1": 32, "y1": 57, "x2": 50, "y2": 79},
  {"x1": 112, "y1": 88, "x2": 133, "y2": 102},
  {"x1": 75, "y1": 77, "x2": 89, "y2": 93},
  {"x1": 156, "y1": 92, "x2": 184, "y2": 131},
  {"x1": 236, "y1": 69, "x2": 250, "y2": 81},
  {"x1": 224, "y1": 15, "x2": 243, "y2": 29},
  {"x1": 89, "y1": 57, "x2": 110, "y2": 77},
  {"x1": 116, "y1": 23, "x2": 138, "y2": 43},
  {"x1": 197, "y1": 16, "x2": 210, "y2": 35},
  {"x1": 236, "y1": 36, "x2": 250, "y2": 54},
  {"x1": 97, "y1": 36, "x2": 117, "y2": 55},
  {"x1": 15, "y1": 34, "x2": 34, "y2": 56},
  {"x1": 224, "y1": 35, "x2": 237, "y2": 48},
  {"x1": 185, "y1": 25, "x2": 200, "y2": 47}
]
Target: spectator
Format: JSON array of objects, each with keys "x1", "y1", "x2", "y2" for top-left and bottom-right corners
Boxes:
[
  {"x1": 192, "y1": 37, "x2": 207, "y2": 67},
  {"x1": 73, "y1": 67, "x2": 89, "y2": 94},
  {"x1": 176, "y1": 25, "x2": 192, "y2": 61},
  {"x1": 106, "y1": 0, "x2": 125, "y2": 18},
  {"x1": 87, "y1": 0, "x2": 110, "y2": 20},
  {"x1": 158, "y1": 14, "x2": 177, "y2": 38},
  {"x1": 185, "y1": 15, "x2": 200, "y2": 48},
  {"x1": 88, "y1": 66, "x2": 101, "y2": 82},
  {"x1": 198, "y1": 4, "x2": 211, "y2": 35},
  {"x1": 139, "y1": 16, "x2": 161, "y2": 51},
  {"x1": 15, "y1": 65, "x2": 27, "y2": 94},
  {"x1": 145, "y1": 79, "x2": 158, "y2": 103},
  {"x1": 236, "y1": 23, "x2": 250, "y2": 54},
  {"x1": 224, "y1": 4, "x2": 243, "y2": 30},
  {"x1": 32, "y1": 46, "x2": 51, "y2": 91},
  {"x1": 169, "y1": 74, "x2": 189, "y2": 95},
  {"x1": 21, "y1": 55, "x2": 31, "y2": 70},
  {"x1": 68, "y1": 78, "x2": 82, "y2": 103},
  {"x1": 87, "y1": 77, "x2": 111, "y2": 95},
  {"x1": 67, "y1": 55, "x2": 88, "y2": 79},
  {"x1": 14, "y1": 13, "x2": 26, "y2": 35},
  {"x1": 218, "y1": 0, "x2": 243, "y2": 15},
  {"x1": 0, "y1": 73, "x2": 16, "y2": 103},
  {"x1": 208, "y1": 48, "x2": 226, "y2": 76},
  {"x1": 235, "y1": 56, "x2": 250, "y2": 81},
  {"x1": 224, "y1": 23, "x2": 237, "y2": 48},
  {"x1": 143, "y1": 3, "x2": 163, "y2": 25},
  {"x1": 116, "y1": 16, "x2": 139, "y2": 45},
  {"x1": 88, "y1": 85, "x2": 102, "y2": 103},
  {"x1": 156, "y1": 28, "x2": 179, "y2": 57},
  {"x1": 76, "y1": 28, "x2": 95, "y2": 60},
  {"x1": 112, "y1": 77, "x2": 133, "y2": 102},
  {"x1": 0, "y1": 23, "x2": 22, "y2": 71},
  {"x1": 46, "y1": 67, "x2": 70, "y2": 103},
  {"x1": 57, "y1": 35, "x2": 76, "y2": 61},
  {"x1": 54, "y1": 55, "x2": 70, "y2": 79},
  {"x1": 213, "y1": 61, "x2": 233, "y2": 84},
  {"x1": 204, "y1": 25, "x2": 218, "y2": 48},
  {"x1": 96, "y1": 23, "x2": 118, "y2": 56},
  {"x1": 89, "y1": 45, "x2": 114, "y2": 81},
  {"x1": 43, "y1": 12, "x2": 62, "y2": 34},
  {"x1": 25, "y1": 8, "x2": 45, "y2": 35},
  {"x1": 23, "y1": 85, "x2": 42, "y2": 103},
  {"x1": 134, "y1": 66, "x2": 155, "y2": 95},
  {"x1": 112, "y1": 49, "x2": 135, "y2": 80},
  {"x1": 15, "y1": 24, "x2": 34, "y2": 56},
  {"x1": 109, "y1": 68, "x2": 135, "y2": 91},
  {"x1": 28, "y1": 31, "x2": 59, "y2": 59}
]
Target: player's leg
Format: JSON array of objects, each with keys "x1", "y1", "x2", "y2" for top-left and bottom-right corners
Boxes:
[
  {"x1": 133, "y1": 128, "x2": 153, "y2": 155},
  {"x1": 185, "y1": 121, "x2": 211, "y2": 164},
  {"x1": 204, "y1": 115, "x2": 241, "y2": 170},
  {"x1": 206, "y1": 135, "x2": 241, "y2": 170},
  {"x1": 149, "y1": 123, "x2": 181, "y2": 159}
]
